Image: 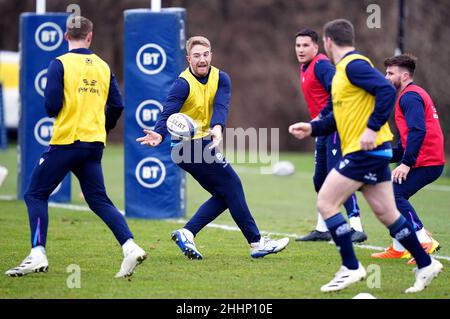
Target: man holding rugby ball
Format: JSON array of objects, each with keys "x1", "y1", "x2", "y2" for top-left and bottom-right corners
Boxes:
[{"x1": 136, "y1": 36, "x2": 289, "y2": 260}]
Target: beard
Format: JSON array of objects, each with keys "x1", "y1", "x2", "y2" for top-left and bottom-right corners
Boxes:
[{"x1": 392, "y1": 80, "x2": 401, "y2": 90}]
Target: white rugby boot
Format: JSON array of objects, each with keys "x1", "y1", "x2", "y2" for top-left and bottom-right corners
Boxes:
[
  {"x1": 250, "y1": 236, "x2": 290, "y2": 258},
  {"x1": 115, "y1": 239, "x2": 147, "y2": 278},
  {"x1": 405, "y1": 258, "x2": 443, "y2": 293},
  {"x1": 5, "y1": 246, "x2": 48, "y2": 277},
  {"x1": 320, "y1": 262, "x2": 367, "y2": 292},
  {"x1": 171, "y1": 228, "x2": 203, "y2": 260}
]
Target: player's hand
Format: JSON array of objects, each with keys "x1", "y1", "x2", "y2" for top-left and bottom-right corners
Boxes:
[
  {"x1": 392, "y1": 163, "x2": 410, "y2": 184},
  {"x1": 288, "y1": 122, "x2": 312, "y2": 140},
  {"x1": 360, "y1": 128, "x2": 377, "y2": 150},
  {"x1": 136, "y1": 129, "x2": 163, "y2": 147},
  {"x1": 208, "y1": 125, "x2": 223, "y2": 149}
]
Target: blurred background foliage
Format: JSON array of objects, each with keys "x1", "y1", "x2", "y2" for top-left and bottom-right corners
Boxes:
[{"x1": 0, "y1": 0, "x2": 448, "y2": 152}]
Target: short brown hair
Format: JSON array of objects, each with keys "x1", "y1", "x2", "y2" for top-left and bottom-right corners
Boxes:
[
  {"x1": 66, "y1": 16, "x2": 93, "y2": 40},
  {"x1": 186, "y1": 36, "x2": 211, "y2": 55},
  {"x1": 323, "y1": 19, "x2": 354, "y2": 47},
  {"x1": 296, "y1": 28, "x2": 319, "y2": 44},
  {"x1": 384, "y1": 54, "x2": 418, "y2": 77}
]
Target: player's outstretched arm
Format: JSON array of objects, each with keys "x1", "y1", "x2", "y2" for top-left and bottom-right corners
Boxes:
[
  {"x1": 288, "y1": 122, "x2": 312, "y2": 140},
  {"x1": 136, "y1": 129, "x2": 163, "y2": 147}
]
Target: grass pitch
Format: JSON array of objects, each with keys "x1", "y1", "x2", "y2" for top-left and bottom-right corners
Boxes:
[{"x1": 0, "y1": 144, "x2": 449, "y2": 299}]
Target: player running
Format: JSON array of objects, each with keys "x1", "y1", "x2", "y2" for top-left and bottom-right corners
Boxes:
[
  {"x1": 289, "y1": 19, "x2": 442, "y2": 293},
  {"x1": 5, "y1": 16, "x2": 147, "y2": 278},
  {"x1": 372, "y1": 54, "x2": 445, "y2": 264},
  {"x1": 293, "y1": 28, "x2": 366, "y2": 243},
  {"x1": 137, "y1": 36, "x2": 289, "y2": 260}
]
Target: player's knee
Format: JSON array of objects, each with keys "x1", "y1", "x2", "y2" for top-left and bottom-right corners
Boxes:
[
  {"x1": 84, "y1": 191, "x2": 110, "y2": 208},
  {"x1": 23, "y1": 191, "x2": 34, "y2": 204},
  {"x1": 316, "y1": 197, "x2": 336, "y2": 216},
  {"x1": 24, "y1": 189, "x2": 47, "y2": 203},
  {"x1": 224, "y1": 171, "x2": 242, "y2": 188}
]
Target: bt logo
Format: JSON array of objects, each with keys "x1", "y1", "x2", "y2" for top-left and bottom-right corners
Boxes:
[
  {"x1": 136, "y1": 43, "x2": 167, "y2": 75},
  {"x1": 135, "y1": 100, "x2": 163, "y2": 130},
  {"x1": 34, "y1": 117, "x2": 54, "y2": 146},
  {"x1": 135, "y1": 157, "x2": 166, "y2": 188},
  {"x1": 34, "y1": 69, "x2": 47, "y2": 97},
  {"x1": 35, "y1": 22, "x2": 64, "y2": 51}
]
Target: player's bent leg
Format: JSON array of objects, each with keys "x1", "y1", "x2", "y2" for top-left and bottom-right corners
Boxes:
[
  {"x1": 317, "y1": 169, "x2": 363, "y2": 219},
  {"x1": 325, "y1": 133, "x2": 367, "y2": 243},
  {"x1": 73, "y1": 149, "x2": 134, "y2": 244},
  {"x1": 393, "y1": 167, "x2": 443, "y2": 264},
  {"x1": 317, "y1": 170, "x2": 366, "y2": 292},
  {"x1": 297, "y1": 137, "x2": 331, "y2": 242},
  {"x1": 362, "y1": 182, "x2": 442, "y2": 292},
  {"x1": 209, "y1": 159, "x2": 289, "y2": 257},
  {"x1": 365, "y1": 182, "x2": 413, "y2": 259},
  {"x1": 173, "y1": 161, "x2": 228, "y2": 259},
  {"x1": 360, "y1": 182, "x2": 399, "y2": 226},
  {"x1": 73, "y1": 149, "x2": 146, "y2": 277},
  {"x1": 25, "y1": 147, "x2": 74, "y2": 248},
  {"x1": 363, "y1": 182, "x2": 413, "y2": 259},
  {"x1": 7, "y1": 148, "x2": 72, "y2": 277}
]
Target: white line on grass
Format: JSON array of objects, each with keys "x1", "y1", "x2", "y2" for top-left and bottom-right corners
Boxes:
[
  {"x1": 0, "y1": 194, "x2": 15, "y2": 201},
  {"x1": 233, "y1": 166, "x2": 450, "y2": 192},
  {"x1": 48, "y1": 202, "x2": 450, "y2": 262},
  {"x1": 171, "y1": 218, "x2": 450, "y2": 261},
  {"x1": 48, "y1": 202, "x2": 126, "y2": 215},
  {"x1": 2, "y1": 198, "x2": 449, "y2": 262}
]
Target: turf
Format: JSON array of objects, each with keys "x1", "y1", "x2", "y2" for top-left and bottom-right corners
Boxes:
[{"x1": 0, "y1": 144, "x2": 449, "y2": 299}]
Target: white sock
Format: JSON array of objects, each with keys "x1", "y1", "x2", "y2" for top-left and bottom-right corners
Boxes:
[
  {"x1": 251, "y1": 241, "x2": 260, "y2": 248},
  {"x1": 122, "y1": 238, "x2": 138, "y2": 255},
  {"x1": 392, "y1": 238, "x2": 406, "y2": 252},
  {"x1": 349, "y1": 216, "x2": 363, "y2": 232},
  {"x1": 251, "y1": 237, "x2": 264, "y2": 248},
  {"x1": 315, "y1": 212, "x2": 328, "y2": 232},
  {"x1": 30, "y1": 245, "x2": 46, "y2": 257},
  {"x1": 416, "y1": 228, "x2": 432, "y2": 243}
]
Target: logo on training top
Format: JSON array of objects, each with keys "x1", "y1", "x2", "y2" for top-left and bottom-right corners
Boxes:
[
  {"x1": 34, "y1": 117, "x2": 54, "y2": 146},
  {"x1": 35, "y1": 22, "x2": 64, "y2": 51},
  {"x1": 135, "y1": 157, "x2": 166, "y2": 188},
  {"x1": 363, "y1": 172, "x2": 377, "y2": 182},
  {"x1": 136, "y1": 43, "x2": 167, "y2": 75},
  {"x1": 135, "y1": 100, "x2": 163, "y2": 130},
  {"x1": 34, "y1": 69, "x2": 48, "y2": 97}
]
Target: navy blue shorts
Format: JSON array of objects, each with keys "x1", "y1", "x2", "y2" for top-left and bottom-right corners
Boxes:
[{"x1": 335, "y1": 144, "x2": 392, "y2": 184}]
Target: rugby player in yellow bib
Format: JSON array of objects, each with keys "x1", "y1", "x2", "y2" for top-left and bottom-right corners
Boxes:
[
  {"x1": 289, "y1": 19, "x2": 442, "y2": 293},
  {"x1": 6, "y1": 16, "x2": 147, "y2": 278},
  {"x1": 137, "y1": 36, "x2": 289, "y2": 259}
]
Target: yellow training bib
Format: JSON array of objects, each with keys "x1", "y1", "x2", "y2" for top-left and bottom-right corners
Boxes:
[
  {"x1": 50, "y1": 52, "x2": 110, "y2": 145},
  {"x1": 179, "y1": 66, "x2": 220, "y2": 139},
  {"x1": 332, "y1": 54, "x2": 392, "y2": 155}
]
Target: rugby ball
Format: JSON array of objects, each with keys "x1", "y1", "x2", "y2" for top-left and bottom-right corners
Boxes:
[
  {"x1": 271, "y1": 161, "x2": 295, "y2": 176},
  {"x1": 166, "y1": 113, "x2": 198, "y2": 140}
]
